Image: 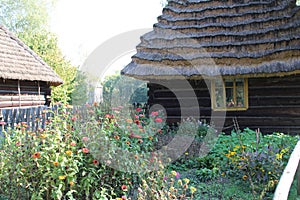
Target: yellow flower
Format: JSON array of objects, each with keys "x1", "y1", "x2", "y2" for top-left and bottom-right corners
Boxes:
[
  {"x1": 242, "y1": 175, "x2": 247, "y2": 181},
  {"x1": 171, "y1": 171, "x2": 177, "y2": 177},
  {"x1": 276, "y1": 153, "x2": 283, "y2": 160},
  {"x1": 169, "y1": 187, "x2": 175, "y2": 192},
  {"x1": 221, "y1": 172, "x2": 225, "y2": 176},
  {"x1": 40, "y1": 134, "x2": 47, "y2": 139},
  {"x1": 65, "y1": 150, "x2": 72, "y2": 156},
  {"x1": 190, "y1": 186, "x2": 197, "y2": 194},
  {"x1": 183, "y1": 178, "x2": 190, "y2": 184},
  {"x1": 225, "y1": 153, "x2": 231, "y2": 158},
  {"x1": 58, "y1": 176, "x2": 66, "y2": 180},
  {"x1": 230, "y1": 151, "x2": 236, "y2": 156},
  {"x1": 233, "y1": 145, "x2": 240, "y2": 151}
]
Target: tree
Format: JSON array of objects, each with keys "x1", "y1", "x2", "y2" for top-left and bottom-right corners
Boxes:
[
  {"x1": 0, "y1": 0, "x2": 54, "y2": 33},
  {"x1": 102, "y1": 73, "x2": 148, "y2": 108}
]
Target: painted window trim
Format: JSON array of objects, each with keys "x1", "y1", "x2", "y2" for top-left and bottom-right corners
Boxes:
[{"x1": 211, "y1": 78, "x2": 249, "y2": 111}]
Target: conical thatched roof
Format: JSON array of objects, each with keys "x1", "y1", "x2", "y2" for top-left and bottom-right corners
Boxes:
[
  {"x1": 122, "y1": 0, "x2": 300, "y2": 79},
  {"x1": 0, "y1": 25, "x2": 63, "y2": 86}
]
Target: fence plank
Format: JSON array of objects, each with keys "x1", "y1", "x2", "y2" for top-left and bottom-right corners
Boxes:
[
  {"x1": 273, "y1": 140, "x2": 300, "y2": 200},
  {"x1": 297, "y1": 161, "x2": 300, "y2": 196}
]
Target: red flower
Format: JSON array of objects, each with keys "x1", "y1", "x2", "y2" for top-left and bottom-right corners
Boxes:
[
  {"x1": 129, "y1": 132, "x2": 142, "y2": 139},
  {"x1": 151, "y1": 111, "x2": 159, "y2": 116},
  {"x1": 82, "y1": 148, "x2": 89, "y2": 153},
  {"x1": 104, "y1": 114, "x2": 111, "y2": 118},
  {"x1": 71, "y1": 116, "x2": 76, "y2": 121},
  {"x1": 138, "y1": 139, "x2": 143, "y2": 144},
  {"x1": 121, "y1": 185, "x2": 128, "y2": 191},
  {"x1": 70, "y1": 141, "x2": 76, "y2": 146},
  {"x1": 136, "y1": 107, "x2": 142, "y2": 112},
  {"x1": 93, "y1": 160, "x2": 99, "y2": 165},
  {"x1": 155, "y1": 118, "x2": 163, "y2": 123}
]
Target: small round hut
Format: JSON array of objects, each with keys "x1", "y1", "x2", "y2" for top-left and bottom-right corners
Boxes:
[{"x1": 122, "y1": 0, "x2": 300, "y2": 133}]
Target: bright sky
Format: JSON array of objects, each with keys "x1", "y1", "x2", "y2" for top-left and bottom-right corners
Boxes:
[{"x1": 51, "y1": 0, "x2": 163, "y2": 70}]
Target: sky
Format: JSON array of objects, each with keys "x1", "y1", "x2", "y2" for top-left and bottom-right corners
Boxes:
[{"x1": 50, "y1": 0, "x2": 164, "y2": 71}]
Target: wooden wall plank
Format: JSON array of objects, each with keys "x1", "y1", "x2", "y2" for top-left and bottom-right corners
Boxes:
[{"x1": 148, "y1": 75, "x2": 300, "y2": 134}]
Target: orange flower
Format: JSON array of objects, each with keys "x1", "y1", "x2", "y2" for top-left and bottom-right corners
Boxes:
[
  {"x1": 65, "y1": 150, "x2": 72, "y2": 156},
  {"x1": 125, "y1": 141, "x2": 131, "y2": 145},
  {"x1": 70, "y1": 181, "x2": 74, "y2": 186},
  {"x1": 82, "y1": 148, "x2": 89, "y2": 153},
  {"x1": 53, "y1": 161, "x2": 59, "y2": 166},
  {"x1": 134, "y1": 155, "x2": 138, "y2": 160},
  {"x1": 32, "y1": 152, "x2": 41, "y2": 159},
  {"x1": 148, "y1": 136, "x2": 153, "y2": 141},
  {"x1": 114, "y1": 135, "x2": 120, "y2": 140},
  {"x1": 121, "y1": 185, "x2": 128, "y2": 191}
]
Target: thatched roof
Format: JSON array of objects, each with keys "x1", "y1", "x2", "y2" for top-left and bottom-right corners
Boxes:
[
  {"x1": 122, "y1": 0, "x2": 300, "y2": 79},
  {"x1": 0, "y1": 25, "x2": 63, "y2": 86}
]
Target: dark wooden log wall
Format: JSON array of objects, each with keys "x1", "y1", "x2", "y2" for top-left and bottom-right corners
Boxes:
[
  {"x1": 0, "y1": 79, "x2": 51, "y2": 108},
  {"x1": 148, "y1": 74, "x2": 300, "y2": 134}
]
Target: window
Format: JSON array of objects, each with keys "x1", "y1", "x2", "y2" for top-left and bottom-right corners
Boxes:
[{"x1": 211, "y1": 78, "x2": 248, "y2": 111}]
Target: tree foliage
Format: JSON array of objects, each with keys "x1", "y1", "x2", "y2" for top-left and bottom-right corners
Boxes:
[
  {"x1": 102, "y1": 73, "x2": 148, "y2": 108},
  {"x1": 0, "y1": 0, "x2": 54, "y2": 33}
]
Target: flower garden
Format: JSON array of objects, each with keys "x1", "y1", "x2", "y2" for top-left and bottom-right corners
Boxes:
[{"x1": 0, "y1": 103, "x2": 299, "y2": 200}]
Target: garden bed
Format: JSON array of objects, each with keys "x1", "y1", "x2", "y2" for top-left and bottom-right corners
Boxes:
[{"x1": 0, "y1": 104, "x2": 299, "y2": 199}]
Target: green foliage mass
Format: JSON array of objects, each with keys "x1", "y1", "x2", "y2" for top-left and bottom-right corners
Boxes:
[{"x1": 102, "y1": 73, "x2": 148, "y2": 109}]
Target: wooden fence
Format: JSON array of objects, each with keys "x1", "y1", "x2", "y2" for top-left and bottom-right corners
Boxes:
[
  {"x1": 0, "y1": 105, "x2": 59, "y2": 137},
  {"x1": 273, "y1": 140, "x2": 300, "y2": 200}
]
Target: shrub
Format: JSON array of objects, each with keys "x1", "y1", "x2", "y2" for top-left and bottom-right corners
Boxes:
[
  {"x1": 0, "y1": 103, "x2": 169, "y2": 199},
  {"x1": 219, "y1": 128, "x2": 298, "y2": 199}
]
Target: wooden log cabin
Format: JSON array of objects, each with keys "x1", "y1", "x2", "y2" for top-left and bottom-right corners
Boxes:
[
  {"x1": 0, "y1": 25, "x2": 63, "y2": 108},
  {"x1": 122, "y1": 0, "x2": 300, "y2": 134}
]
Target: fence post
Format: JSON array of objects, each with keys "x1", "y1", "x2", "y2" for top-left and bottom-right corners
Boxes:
[
  {"x1": 297, "y1": 160, "x2": 300, "y2": 195},
  {"x1": 273, "y1": 140, "x2": 300, "y2": 200},
  {"x1": 0, "y1": 110, "x2": 4, "y2": 138}
]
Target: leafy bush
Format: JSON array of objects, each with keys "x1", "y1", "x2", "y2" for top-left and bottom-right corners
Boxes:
[
  {"x1": 216, "y1": 128, "x2": 298, "y2": 199},
  {"x1": 0, "y1": 104, "x2": 166, "y2": 199}
]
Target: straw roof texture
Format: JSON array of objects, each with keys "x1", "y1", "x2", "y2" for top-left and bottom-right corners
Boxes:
[
  {"x1": 122, "y1": 0, "x2": 300, "y2": 79},
  {"x1": 0, "y1": 25, "x2": 63, "y2": 86}
]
